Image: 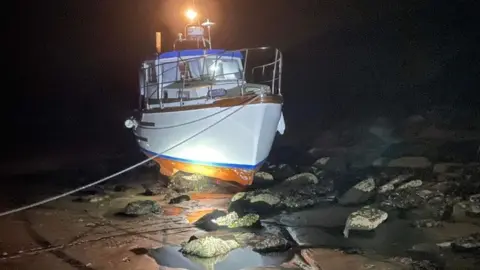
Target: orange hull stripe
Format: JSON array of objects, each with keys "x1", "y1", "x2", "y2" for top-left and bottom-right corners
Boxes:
[{"x1": 146, "y1": 155, "x2": 261, "y2": 186}]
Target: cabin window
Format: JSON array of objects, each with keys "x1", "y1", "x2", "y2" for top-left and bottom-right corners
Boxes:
[
  {"x1": 162, "y1": 62, "x2": 178, "y2": 83},
  {"x1": 178, "y1": 61, "x2": 192, "y2": 80},
  {"x1": 205, "y1": 58, "x2": 242, "y2": 80},
  {"x1": 147, "y1": 64, "x2": 157, "y2": 83}
]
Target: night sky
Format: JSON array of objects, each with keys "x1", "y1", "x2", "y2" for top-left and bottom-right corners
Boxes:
[{"x1": 4, "y1": 0, "x2": 479, "y2": 163}]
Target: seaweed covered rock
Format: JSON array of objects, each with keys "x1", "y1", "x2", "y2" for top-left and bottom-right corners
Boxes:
[
  {"x1": 338, "y1": 177, "x2": 376, "y2": 205},
  {"x1": 343, "y1": 206, "x2": 388, "y2": 238},
  {"x1": 451, "y1": 233, "x2": 480, "y2": 252},
  {"x1": 378, "y1": 174, "x2": 413, "y2": 194},
  {"x1": 254, "y1": 171, "x2": 274, "y2": 182},
  {"x1": 283, "y1": 173, "x2": 319, "y2": 186},
  {"x1": 168, "y1": 172, "x2": 218, "y2": 193},
  {"x1": 123, "y1": 200, "x2": 162, "y2": 216},
  {"x1": 252, "y1": 233, "x2": 290, "y2": 253},
  {"x1": 397, "y1": 179, "x2": 423, "y2": 190},
  {"x1": 180, "y1": 236, "x2": 240, "y2": 257},
  {"x1": 380, "y1": 189, "x2": 425, "y2": 210},
  {"x1": 270, "y1": 164, "x2": 296, "y2": 181},
  {"x1": 228, "y1": 176, "x2": 334, "y2": 215},
  {"x1": 168, "y1": 195, "x2": 191, "y2": 204},
  {"x1": 211, "y1": 211, "x2": 260, "y2": 229}
]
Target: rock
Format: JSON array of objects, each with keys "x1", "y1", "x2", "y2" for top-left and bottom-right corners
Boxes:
[
  {"x1": 211, "y1": 211, "x2": 260, "y2": 229},
  {"x1": 168, "y1": 195, "x2": 190, "y2": 204},
  {"x1": 397, "y1": 180, "x2": 423, "y2": 190},
  {"x1": 343, "y1": 206, "x2": 388, "y2": 238},
  {"x1": 229, "y1": 175, "x2": 335, "y2": 214},
  {"x1": 312, "y1": 157, "x2": 330, "y2": 168},
  {"x1": 411, "y1": 219, "x2": 443, "y2": 228},
  {"x1": 142, "y1": 182, "x2": 169, "y2": 196},
  {"x1": 254, "y1": 171, "x2": 274, "y2": 182},
  {"x1": 380, "y1": 189, "x2": 424, "y2": 210},
  {"x1": 168, "y1": 172, "x2": 217, "y2": 193},
  {"x1": 228, "y1": 183, "x2": 334, "y2": 215},
  {"x1": 180, "y1": 236, "x2": 240, "y2": 258},
  {"x1": 433, "y1": 163, "x2": 464, "y2": 174},
  {"x1": 284, "y1": 173, "x2": 319, "y2": 185},
  {"x1": 252, "y1": 234, "x2": 290, "y2": 253},
  {"x1": 470, "y1": 194, "x2": 480, "y2": 203},
  {"x1": 425, "y1": 196, "x2": 452, "y2": 220},
  {"x1": 451, "y1": 233, "x2": 480, "y2": 252},
  {"x1": 271, "y1": 164, "x2": 296, "y2": 181},
  {"x1": 194, "y1": 210, "x2": 228, "y2": 231},
  {"x1": 212, "y1": 212, "x2": 239, "y2": 226},
  {"x1": 388, "y1": 157, "x2": 432, "y2": 169},
  {"x1": 338, "y1": 177, "x2": 376, "y2": 205},
  {"x1": 378, "y1": 174, "x2": 413, "y2": 194},
  {"x1": 228, "y1": 213, "x2": 260, "y2": 228},
  {"x1": 453, "y1": 197, "x2": 480, "y2": 219},
  {"x1": 378, "y1": 183, "x2": 395, "y2": 194},
  {"x1": 123, "y1": 200, "x2": 162, "y2": 216},
  {"x1": 248, "y1": 193, "x2": 281, "y2": 205},
  {"x1": 416, "y1": 189, "x2": 439, "y2": 201}
]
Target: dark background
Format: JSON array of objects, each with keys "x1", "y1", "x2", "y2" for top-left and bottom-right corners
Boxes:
[{"x1": 3, "y1": 0, "x2": 479, "y2": 170}]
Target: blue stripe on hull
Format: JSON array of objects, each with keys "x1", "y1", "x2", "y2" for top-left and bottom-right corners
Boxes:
[{"x1": 140, "y1": 148, "x2": 264, "y2": 170}]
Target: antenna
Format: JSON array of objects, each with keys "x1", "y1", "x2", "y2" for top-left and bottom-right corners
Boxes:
[{"x1": 201, "y1": 19, "x2": 215, "y2": 49}]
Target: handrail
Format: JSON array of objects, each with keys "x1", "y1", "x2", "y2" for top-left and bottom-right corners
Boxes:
[{"x1": 139, "y1": 46, "x2": 283, "y2": 108}]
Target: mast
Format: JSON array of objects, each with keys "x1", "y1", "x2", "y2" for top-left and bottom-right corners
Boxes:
[{"x1": 171, "y1": 4, "x2": 215, "y2": 50}]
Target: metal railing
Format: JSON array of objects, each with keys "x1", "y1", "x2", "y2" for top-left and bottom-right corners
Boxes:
[{"x1": 139, "y1": 46, "x2": 283, "y2": 109}]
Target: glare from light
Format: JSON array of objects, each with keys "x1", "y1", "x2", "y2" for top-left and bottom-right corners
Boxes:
[
  {"x1": 209, "y1": 61, "x2": 222, "y2": 72},
  {"x1": 185, "y1": 9, "x2": 198, "y2": 21},
  {"x1": 179, "y1": 145, "x2": 224, "y2": 164}
]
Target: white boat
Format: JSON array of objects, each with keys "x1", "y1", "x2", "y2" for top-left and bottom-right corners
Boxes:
[{"x1": 124, "y1": 9, "x2": 285, "y2": 187}]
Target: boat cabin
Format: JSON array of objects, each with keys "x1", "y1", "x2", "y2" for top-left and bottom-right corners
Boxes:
[
  {"x1": 140, "y1": 49, "x2": 249, "y2": 109},
  {"x1": 138, "y1": 20, "x2": 281, "y2": 110}
]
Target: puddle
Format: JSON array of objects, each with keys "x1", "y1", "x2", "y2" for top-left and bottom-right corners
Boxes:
[
  {"x1": 148, "y1": 245, "x2": 291, "y2": 270},
  {"x1": 189, "y1": 193, "x2": 234, "y2": 200}
]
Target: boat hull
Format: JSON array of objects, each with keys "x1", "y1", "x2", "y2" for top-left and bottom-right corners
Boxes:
[{"x1": 134, "y1": 97, "x2": 283, "y2": 185}]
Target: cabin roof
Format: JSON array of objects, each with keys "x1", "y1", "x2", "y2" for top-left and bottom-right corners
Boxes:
[{"x1": 158, "y1": 49, "x2": 243, "y2": 59}]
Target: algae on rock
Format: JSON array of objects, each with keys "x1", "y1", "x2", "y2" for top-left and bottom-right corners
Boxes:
[{"x1": 181, "y1": 236, "x2": 240, "y2": 258}]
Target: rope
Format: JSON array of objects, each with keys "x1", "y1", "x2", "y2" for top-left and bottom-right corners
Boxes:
[
  {"x1": 0, "y1": 95, "x2": 259, "y2": 217},
  {"x1": 139, "y1": 95, "x2": 256, "y2": 130}
]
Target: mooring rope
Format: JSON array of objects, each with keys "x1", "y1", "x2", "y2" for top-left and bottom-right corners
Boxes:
[{"x1": 0, "y1": 95, "x2": 259, "y2": 217}]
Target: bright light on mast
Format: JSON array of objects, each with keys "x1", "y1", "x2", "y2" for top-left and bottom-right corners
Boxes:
[{"x1": 185, "y1": 9, "x2": 197, "y2": 21}]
